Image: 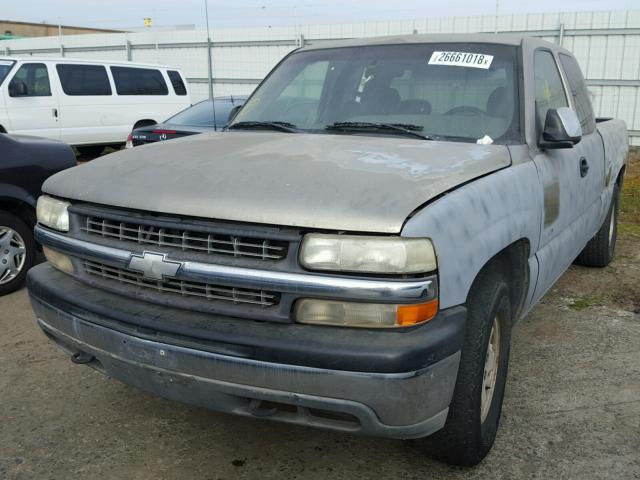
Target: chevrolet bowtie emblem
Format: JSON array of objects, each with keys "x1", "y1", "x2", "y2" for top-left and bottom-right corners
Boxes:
[{"x1": 128, "y1": 251, "x2": 182, "y2": 280}]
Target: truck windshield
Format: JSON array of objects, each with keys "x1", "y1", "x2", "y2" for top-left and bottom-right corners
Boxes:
[
  {"x1": 231, "y1": 43, "x2": 521, "y2": 143},
  {"x1": 0, "y1": 60, "x2": 16, "y2": 86}
]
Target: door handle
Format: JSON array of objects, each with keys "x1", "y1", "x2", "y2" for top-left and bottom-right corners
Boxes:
[
  {"x1": 579, "y1": 157, "x2": 589, "y2": 177},
  {"x1": 52, "y1": 108, "x2": 58, "y2": 118}
]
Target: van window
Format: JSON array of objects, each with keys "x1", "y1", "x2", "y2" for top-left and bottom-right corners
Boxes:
[
  {"x1": 0, "y1": 60, "x2": 15, "y2": 85},
  {"x1": 9, "y1": 63, "x2": 51, "y2": 97},
  {"x1": 533, "y1": 51, "x2": 568, "y2": 129},
  {"x1": 558, "y1": 53, "x2": 595, "y2": 135},
  {"x1": 56, "y1": 64, "x2": 112, "y2": 96},
  {"x1": 110, "y1": 66, "x2": 168, "y2": 95},
  {"x1": 167, "y1": 70, "x2": 187, "y2": 95}
]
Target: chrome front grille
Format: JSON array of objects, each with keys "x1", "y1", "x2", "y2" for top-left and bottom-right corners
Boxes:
[
  {"x1": 82, "y1": 216, "x2": 288, "y2": 261},
  {"x1": 83, "y1": 260, "x2": 280, "y2": 308}
]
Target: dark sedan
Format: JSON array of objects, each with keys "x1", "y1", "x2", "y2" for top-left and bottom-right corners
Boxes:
[
  {"x1": 0, "y1": 133, "x2": 76, "y2": 295},
  {"x1": 127, "y1": 95, "x2": 247, "y2": 147}
]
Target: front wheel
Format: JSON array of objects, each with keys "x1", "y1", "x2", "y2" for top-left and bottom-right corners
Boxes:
[
  {"x1": 0, "y1": 211, "x2": 36, "y2": 296},
  {"x1": 415, "y1": 268, "x2": 512, "y2": 466}
]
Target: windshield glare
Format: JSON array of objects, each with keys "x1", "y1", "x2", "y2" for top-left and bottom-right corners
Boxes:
[
  {"x1": 0, "y1": 60, "x2": 16, "y2": 86},
  {"x1": 232, "y1": 43, "x2": 520, "y2": 143}
]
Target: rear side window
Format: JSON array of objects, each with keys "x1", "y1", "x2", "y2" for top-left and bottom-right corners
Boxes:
[
  {"x1": 558, "y1": 54, "x2": 595, "y2": 135},
  {"x1": 56, "y1": 64, "x2": 112, "y2": 96},
  {"x1": 167, "y1": 100, "x2": 235, "y2": 127},
  {"x1": 167, "y1": 70, "x2": 187, "y2": 95},
  {"x1": 9, "y1": 63, "x2": 51, "y2": 97},
  {"x1": 110, "y1": 66, "x2": 168, "y2": 95},
  {"x1": 533, "y1": 50, "x2": 568, "y2": 129}
]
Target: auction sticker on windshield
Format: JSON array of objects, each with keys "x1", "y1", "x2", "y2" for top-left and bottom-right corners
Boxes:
[{"x1": 428, "y1": 52, "x2": 494, "y2": 69}]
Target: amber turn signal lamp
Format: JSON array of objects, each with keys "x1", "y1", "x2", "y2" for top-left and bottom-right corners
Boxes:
[{"x1": 396, "y1": 299, "x2": 439, "y2": 326}]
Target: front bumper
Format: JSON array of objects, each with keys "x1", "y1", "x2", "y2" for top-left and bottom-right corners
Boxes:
[{"x1": 28, "y1": 264, "x2": 464, "y2": 439}]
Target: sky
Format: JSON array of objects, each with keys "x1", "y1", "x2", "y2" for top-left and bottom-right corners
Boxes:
[{"x1": 2, "y1": 0, "x2": 638, "y2": 29}]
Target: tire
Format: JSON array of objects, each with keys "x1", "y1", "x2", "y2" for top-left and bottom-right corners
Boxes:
[
  {"x1": 415, "y1": 267, "x2": 512, "y2": 466},
  {"x1": 575, "y1": 183, "x2": 620, "y2": 268},
  {"x1": 0, "y1": 211, "x2": 36, "y2": 296},
  {"x1": 76, "y1": 145, "x2": 105, "y2": 157}
]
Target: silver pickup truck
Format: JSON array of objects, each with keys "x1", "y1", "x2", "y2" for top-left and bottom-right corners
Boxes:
[{"x1": 28, "y1": 34, "x2": 628, "y2": 466}]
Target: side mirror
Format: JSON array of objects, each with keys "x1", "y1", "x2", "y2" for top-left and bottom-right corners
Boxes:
[
  {"x1": 228, "y1": 104, "x2": 242, "y2": 123},
  {"x1": 9, "y1": 80, "x2": 28, "y2": 97},
  {"x1": 539, "y1": 107, "x2": 582, "y2": 149}
]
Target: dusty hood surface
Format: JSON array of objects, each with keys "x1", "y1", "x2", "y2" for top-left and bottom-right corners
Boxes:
[{"x1": 44, "y1": 132, "x2": 510, "y2": 233}]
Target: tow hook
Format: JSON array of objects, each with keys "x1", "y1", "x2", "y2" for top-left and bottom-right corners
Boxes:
[
  {"x1": 71, "y1": 352, "x2": 95, "y2": 365},
  {"x1": 248, "y1": 399, "x2": 279, "y2": 418}
]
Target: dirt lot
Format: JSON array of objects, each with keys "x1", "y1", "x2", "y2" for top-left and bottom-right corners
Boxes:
[{"x1": 1, "y1": 154, "x2": 639, "y2": 480}]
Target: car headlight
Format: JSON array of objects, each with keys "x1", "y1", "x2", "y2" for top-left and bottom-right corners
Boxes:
[
  {"x1": 36, "y1": 195, "x2": 70, "y2": 232},
  {"x1": 299, "y1": 234, "x2": 437, "y2": 274}
]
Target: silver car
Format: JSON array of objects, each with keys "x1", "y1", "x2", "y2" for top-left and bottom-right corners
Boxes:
[{"x1": 29, "y1": 33, "x2": 627, "y2": 466}]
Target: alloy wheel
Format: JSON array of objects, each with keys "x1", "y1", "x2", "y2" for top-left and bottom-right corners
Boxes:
[{"x1": 0, "y1": 227, "x2": 27, "y2": 285}]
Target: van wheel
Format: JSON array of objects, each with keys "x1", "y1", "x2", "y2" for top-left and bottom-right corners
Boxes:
[
  {"x1": 415, "y1": 268, "x2": 512, "y2": 466},
  {"x1": 0, "y1": 211, "x2": 36, "y2": 296},
  {"x1": 575, "y1": 183, "x2": 619, "y2": 268},
  {"x1": 76, "y1": 145, "x2": 105, "y2": 157}
]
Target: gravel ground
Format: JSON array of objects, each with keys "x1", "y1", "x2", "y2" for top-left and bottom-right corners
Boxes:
[{"x1": 1, "y1": 157, "x2": 639, "y2": 480}]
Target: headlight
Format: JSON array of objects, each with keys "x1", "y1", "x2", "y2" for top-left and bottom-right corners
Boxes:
[
  {"x1": 299, "y1": 234, "x2": 437, "y2": 274},
  {"x1": 36, "y1": 195, "x2": 70, "y2": 232},
  {"x1": 295, "y1": 298, "x2": 438, "y2": 328}
]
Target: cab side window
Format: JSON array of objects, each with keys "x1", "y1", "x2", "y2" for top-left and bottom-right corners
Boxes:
[
  {"x1": 9, "y1": 63, "x2": 51, "y2": 97},
  {"x1": 559, "y1": 53, "x2": 595, "y2": 135},
  {"x1": 533, "y1": 51, "x2": 568, "y2": 130}
]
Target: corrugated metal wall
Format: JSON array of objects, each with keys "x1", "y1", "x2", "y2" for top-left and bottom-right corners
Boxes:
[{"x1": 2, "y1": 9, "x2": 639, "y2": 144}]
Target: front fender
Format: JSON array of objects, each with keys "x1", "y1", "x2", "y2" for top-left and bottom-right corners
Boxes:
[
  {"x1": 402, "y1": 160, "x2": 542, "y2": 309},
  {"x1": 0, "y1": 184, "x2": 36, "y2": 208}
]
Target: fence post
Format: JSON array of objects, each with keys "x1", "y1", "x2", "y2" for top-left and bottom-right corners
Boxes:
[
  {"x1": 126, "y1": 40, "x2": 132, "y2": 61},
  {"x1": 558, "y1": 23, "x2": 565, "y2": 46}
]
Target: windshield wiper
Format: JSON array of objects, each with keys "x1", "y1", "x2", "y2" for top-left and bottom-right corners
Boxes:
[
  {"x1": 325, "y1": 122, "x2": 433, "y2": 140},
  {"x1": 426, "y1": 133, "x2": 476, "y2": 143},
  {"x1": 227, "y1": 121, "x2": 299, "y2": 133}
]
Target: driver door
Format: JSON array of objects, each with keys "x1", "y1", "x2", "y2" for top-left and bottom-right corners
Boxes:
[
  {"x1": 5, "y1": 62, "x2": 60, "y2": 140},
  {"x1": 531, "y1": 49, "x2": 583, "y2": 304}
]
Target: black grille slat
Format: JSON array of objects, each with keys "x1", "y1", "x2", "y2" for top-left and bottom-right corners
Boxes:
[
  {"x1": 82, "y1": 216, "x2": 287, "y2": 260},
  {"x1": 83, "y1": 260, "x2": 279, "y2": 307}
]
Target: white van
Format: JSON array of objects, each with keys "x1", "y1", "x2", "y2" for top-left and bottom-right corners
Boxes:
[{"x1": 0, "y1": 57, "x2": 191, "y2": 155}]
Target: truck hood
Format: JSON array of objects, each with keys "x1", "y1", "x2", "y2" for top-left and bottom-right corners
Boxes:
[{"x1": 43, "y1": 132, "x2": 510, "y2": 233}]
